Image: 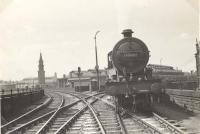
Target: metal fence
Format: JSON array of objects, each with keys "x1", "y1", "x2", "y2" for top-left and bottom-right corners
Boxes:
[{"x1": 0, "y1": 87, "x2": 43, "y2": 97}]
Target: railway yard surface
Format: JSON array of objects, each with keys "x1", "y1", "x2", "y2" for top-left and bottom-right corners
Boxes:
[
  {"x1": 1, "y1": 89, "x2": 200, "y2": 134},
  {"x1": 153, "y1": 103, "x2": 200, "y2": 133}
]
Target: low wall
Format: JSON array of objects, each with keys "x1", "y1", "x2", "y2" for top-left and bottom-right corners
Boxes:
[
  {"x1": 165, "y1": 89, "x2": 200, "y2": 112},
  {"x1": 1, "y1": 89, "x2": 44, "y2": 120}
]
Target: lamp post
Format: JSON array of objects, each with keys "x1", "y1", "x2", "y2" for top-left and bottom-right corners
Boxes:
[
  {"x1": 78, "y1": 67, "x2": 81, "y2": 92},
  {"x1": 94, "y1": 31, "x2": 100, "y2": 92},
  {"x1": 160, "y1": 58, "x2": 163, "y2": 65},
  {"x1": 195, "y1": 39, "x2": 200, "y2": 91}
]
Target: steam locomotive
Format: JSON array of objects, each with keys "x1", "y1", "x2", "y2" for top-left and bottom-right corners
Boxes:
[{"x1": 106, "y1": 29, "x2": 161, "y2": 112}]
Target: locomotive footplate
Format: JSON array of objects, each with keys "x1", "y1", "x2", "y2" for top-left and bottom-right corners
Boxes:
[{"x1": 105, "y1": 79, "x2": 161, "y2": 96}]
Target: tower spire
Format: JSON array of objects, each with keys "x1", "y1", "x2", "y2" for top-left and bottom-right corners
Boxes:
[
  {"x1": 40, "y1": 52, "x2": 42, "y2": 60},
  {"x1": 38, "y1": 52, "x2": 45, "y2": 85}
]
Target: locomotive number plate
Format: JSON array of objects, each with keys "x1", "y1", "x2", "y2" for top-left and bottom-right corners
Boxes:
[{"x1": 123, "y1": 53, "x2": 138, "y2": 57}]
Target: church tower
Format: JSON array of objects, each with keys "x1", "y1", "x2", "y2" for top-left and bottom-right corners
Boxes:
[{"x1": 38, "y1": 53, "x2": 45, "y2": 85}]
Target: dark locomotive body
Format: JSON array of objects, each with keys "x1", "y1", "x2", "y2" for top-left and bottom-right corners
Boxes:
[{"x1": 105, "y1": 29, "x2": 161, "y2": 112}]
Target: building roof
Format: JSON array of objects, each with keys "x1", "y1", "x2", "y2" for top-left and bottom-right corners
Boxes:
[
  {"x1": 147, "y1": 64, "x2": 174, "y2": 69},
  {"x1": 68, "y1": 77, "x2": 91, "y2": 81},
  {"x1": 22, "y1": 76, "x2": 55, "y2": 81},
  {"x1": 70, "y1": 69, "x2": 106, "y2": 73}
]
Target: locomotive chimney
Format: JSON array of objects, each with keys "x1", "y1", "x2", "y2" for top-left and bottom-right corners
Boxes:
[{"x1": 122, "y1": 29, "x2": 133, "y2": 38}]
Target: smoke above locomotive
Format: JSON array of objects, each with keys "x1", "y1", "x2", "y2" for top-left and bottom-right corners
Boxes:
[{"x1": 112, "y1": 29, "x2": 150, "y2": 77}]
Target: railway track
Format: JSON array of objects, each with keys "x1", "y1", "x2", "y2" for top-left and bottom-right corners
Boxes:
[
  {"x1": 54, "y1": 93, "x2": 107, "y2": 134},
  {"x1": 35, "y1": 92, "x2": 102, "y2": 134},
  {"x1": 46, "y1": 92, "x2": 187, "y2": 134},
  {"x1": 145, "y1": 113, "x2": 185, "y2": 133},
  {"x1": 89, "y1": 95, "x2": 153, "y2": 134},
  {"x1": 92, "y1": 94, "x2": 191, "y2": 134},
  {"x1": 1, "y1": 92, "x2": 64, "y2": 134},
  {"x1": 3, "y1": 92, "x2": 100, "y2": 134},
  {"x1": 36, "y1": 100, "x2": 85, "y2": 133},
  {"x1": 2, "y1": 91, "x2": 193, "y2": 134}
]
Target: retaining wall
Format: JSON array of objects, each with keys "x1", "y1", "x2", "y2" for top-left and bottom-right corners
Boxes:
[
  {"x1": 165, "y1": 89, "x2": 200, "y2": 112},
  {"x1": 1, "y1": 89, "x2": 44, "y2": 120}
]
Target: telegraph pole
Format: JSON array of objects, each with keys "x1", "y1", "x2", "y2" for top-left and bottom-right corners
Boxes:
[
  {"x1": 78, "y1": 67, "x2": 81, "y2": 92},
  {"x1": 94, "y1": 31, "x2": 100, "y2": 92},
  {"x1": 160, "y1": 58, "x2": 162, "y2": 65},
  {"x1": 195, "y1": 39, "x2": 200, "y2": 91}
]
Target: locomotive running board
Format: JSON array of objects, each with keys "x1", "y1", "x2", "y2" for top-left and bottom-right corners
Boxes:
[{"x1": 105, "y1": 79, "x2": 161, "y2": 96}]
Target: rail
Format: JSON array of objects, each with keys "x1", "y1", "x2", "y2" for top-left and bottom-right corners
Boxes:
[
  {"x1": 80, "y1": 95, "x2": 106, "y2": 134},
  {"x1": 6, "y1": 110, "x2": 55, "y2": 134},
  {"x1": 70, "y1": 93, "x2": 105, "y2": 126},
  {"x1": 36, "y1": 93, "x2": 97, "y2": 134},
  {"x1": 90, "y1": 94, "x2": 128, "y2": 134},
  {"x1": 55, "y1": 104, "x2": 88, "y2": 134},
  {"x1": 35, "y1": 95, "x2": 65, "y2": 134},
  {"x1": 90, "y1": 95, "x2": 163, "y2": 134},
  {"x1": 8, "y1": 94, "x2": 92, "y2": 134},
  {"x1": 153, "y1": 113, "x2": 186, "y2": 134},
  {"x1": 55, "y1": 93, "x2": 106, "y2": 134},
  {"x1": 123, "y1": 109, "x2": 163, "y2": 134},
  {"x1": 117, "y1": 113, "x2": 128, "y2": 134}
]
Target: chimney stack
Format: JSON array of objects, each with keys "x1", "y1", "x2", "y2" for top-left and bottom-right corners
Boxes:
[{"x1": 121, "y1": 29, "x2": 133, "y2": 38}]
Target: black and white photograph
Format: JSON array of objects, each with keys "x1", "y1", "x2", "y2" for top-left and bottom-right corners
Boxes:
[{"x1": 0, "y1": 0, "x2": 200, "y2": 133}]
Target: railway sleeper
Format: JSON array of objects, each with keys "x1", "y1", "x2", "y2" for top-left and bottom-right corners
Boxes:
[
  {"x1": 102, "y1": 122, "x2": 119, "y2": 127},
  {"x1": 67, "y1": 131, "x2": 101, "y2": 134},
  {"x1": 84, "y1": 124, "x2": 99, "y2": 127},
  {"x1": 105, "y1": 130, "x2": 122, "y2": 134},
  {"x1": 127, "y1": 129, "x2": 147, "y2": 134},
  {"x1": 82, "y1": 127, "x2": 100, "y2": 131},
  {"x1": 100, "y1": 120, "x2": 118, "y2": 124},
  {"x1": 104, "y1": 126, "x2": 121, "y2": 130}
]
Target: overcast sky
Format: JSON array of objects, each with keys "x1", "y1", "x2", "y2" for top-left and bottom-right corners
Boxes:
[{"x1": 0, "y1": 0, "x2": 199, "y2": 81}]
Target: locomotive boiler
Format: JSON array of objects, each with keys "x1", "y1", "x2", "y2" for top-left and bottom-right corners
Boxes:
[{"x1": 106, "y1": 29, "x2": 161, "y2": 112}]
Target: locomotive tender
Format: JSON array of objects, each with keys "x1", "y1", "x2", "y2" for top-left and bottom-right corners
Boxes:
[{"x1": 106, "y1": 29, "x2": 161, "y2": 112}]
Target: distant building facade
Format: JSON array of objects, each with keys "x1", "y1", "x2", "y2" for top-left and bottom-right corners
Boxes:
[
  {"x1": 57, "y1": 69, "x2": 107, "y2": 91},
  {"x1": 57, "y1": 74, "x2": 68, "y2": 88},
  {"x1": 0, "y1": 82, "x2": 16, "y2": 91},
  {"x1": 147, "y1": 64, "x2": 197, "y2": 90},
  {"x1": 21, "y1": 73, "x2": 57, "y2": 88},
  {"x1": 147, "y1": 64, "x2": 185, "y2": 81}
]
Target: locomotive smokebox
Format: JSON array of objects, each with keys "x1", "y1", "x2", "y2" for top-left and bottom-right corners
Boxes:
[
  {"x1": 122, "y1": 29, "x2": 133, "y2": 38},
  {"x1": 112, "y1": 29, "x2": 149, "y2": 75}
]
